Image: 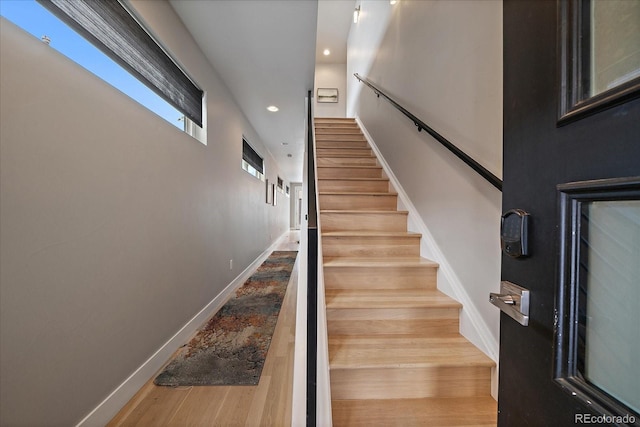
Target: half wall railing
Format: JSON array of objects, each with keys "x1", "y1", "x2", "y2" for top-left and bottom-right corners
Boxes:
[{"x1": 305, "y1": 90, "x2": 318, "y2": 426}]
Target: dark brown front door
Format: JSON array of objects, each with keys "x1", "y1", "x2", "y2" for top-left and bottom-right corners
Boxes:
[{"x1": 500, "y1": 0, "x2": 640, "y2": 425}]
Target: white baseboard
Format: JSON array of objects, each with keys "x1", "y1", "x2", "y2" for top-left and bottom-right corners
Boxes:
[
  {"x1": 355, "y1": 117, "x2": 499, "y2": 364},
  {"x1": 76, "y1": 232, "x2": 289, "y2": 427}
]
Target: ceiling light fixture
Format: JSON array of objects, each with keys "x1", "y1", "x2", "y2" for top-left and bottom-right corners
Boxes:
[
  {"x1": 353, "y1": 5, "x2": 360, "y2": 23},
  {"x1": 323, "y1": 49, "x2": 330, "y2": 56},
  {"x1": 267, "y1": 105, "x2": 279, "y2": 112},
  {"x1": 390, "y1": 0, "x2": 397, "y2": 4}
]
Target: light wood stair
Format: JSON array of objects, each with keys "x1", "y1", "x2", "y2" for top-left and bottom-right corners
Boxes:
[{"x1": 314, "y1": 117, "x2": 496, "y2": 426}]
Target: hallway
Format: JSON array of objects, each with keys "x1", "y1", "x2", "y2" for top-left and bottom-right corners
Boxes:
[{"x1": 108, "y1": 231, "x2": 300, "y2": 426}]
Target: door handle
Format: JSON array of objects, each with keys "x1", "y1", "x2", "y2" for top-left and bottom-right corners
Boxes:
[
  {"x1": 490, "y1": 281, "x2": 530, "y2": 326},
  {"x1": 493, "y1": 294, "x2": 516, "y2": 305}
]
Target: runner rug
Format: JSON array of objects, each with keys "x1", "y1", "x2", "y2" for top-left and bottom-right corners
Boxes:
[{"x1": 154, "y1": 250, "x2": 297, "y2": 386}]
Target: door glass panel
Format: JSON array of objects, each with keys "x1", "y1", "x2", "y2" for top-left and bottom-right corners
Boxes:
[
  {"x1": 579, "y1": 200, "x2": 640, "y2": 413},
  {"x1": 590, "y1": 0, "x2": 640, "y2": 96}
]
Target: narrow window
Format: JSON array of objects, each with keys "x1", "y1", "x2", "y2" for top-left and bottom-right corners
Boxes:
[
  {"x1": 1, "y1": 0, "x2": 204, "y2": 135},
  {"x1": 37, "y1": 0, "x2": 203, "y2": 127},
  {"x1": 242, "y1": 138, "x2": 264, "y2": 180}
]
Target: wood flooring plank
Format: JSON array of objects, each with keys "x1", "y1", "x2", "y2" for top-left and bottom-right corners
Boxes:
[
  {"x1": 108, "y1": 385, "x2": 192, "y2": 427},
  {"x1": 167, "y1": 387, "x2": 229, "y2": 426}
]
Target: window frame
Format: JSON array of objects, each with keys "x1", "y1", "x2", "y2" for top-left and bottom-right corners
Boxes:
[
  {"x1": 557, "y1": 0, "x2": 640, "y2": 126},
  {"x1": 554, "y1": 176, "x2": 640, "y2": 420}
]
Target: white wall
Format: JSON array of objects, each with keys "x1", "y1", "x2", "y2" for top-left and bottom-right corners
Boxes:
[
  {"x1": 314, "y1": 63, "x2": 347, "y2": 118},
  {"x1": 0, "y1": 1, "x2": 290, "y2": 424},
  {"x1": 347, "y1": 0, "x2": 503, "y2": 361},
  {"x1": 346, "y1": 0, "x2": 393, "y2": 117}
]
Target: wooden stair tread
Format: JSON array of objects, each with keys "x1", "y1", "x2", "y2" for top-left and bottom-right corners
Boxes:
[
  {"x1": 316, "y1": 156, "x2": 374, "y2": 159},
  {"x1": 318, "y1": 178, "x2": 388, "y2": 181},
  {"x1": 331, "y1": 396, "x2": 497, "y2": 426},
  {"x1": 315, "y1": 117, "x2": 355, "y2": 120},
  {"x1": 320, "y1": 209, "x2": 407, "y2": 214},
  {"x1": 319, "y1": 191, "x2": 397, "y2": 196},
  {"x1": 323, "y1": 256, "x2": 439, "y2": 268},
  {"x1": 326, "y1": 289, "x2": 461, "y2": 309},
  {"x1": 322, "y1": 231, "x2": 421, "y2": 238},
  {"x1": 329, "y1": 335, "x2": 495, "y2": 369},
  {"x1": 317, "y1": 165, "x2": 380, "y2": 169}
]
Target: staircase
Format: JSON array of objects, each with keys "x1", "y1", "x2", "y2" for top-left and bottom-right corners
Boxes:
[{"x1": 315, "y1": 118, "x2": 497, "y2": 426}]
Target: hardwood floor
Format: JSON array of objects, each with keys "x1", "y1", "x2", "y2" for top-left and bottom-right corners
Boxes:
[{"x1": 108, "y1": 231, "x2": 300, "y2": 426}]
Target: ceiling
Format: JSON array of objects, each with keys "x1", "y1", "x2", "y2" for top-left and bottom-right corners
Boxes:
[{"x1": 169, "y1": 0, "x2": 355, "y2": 183}]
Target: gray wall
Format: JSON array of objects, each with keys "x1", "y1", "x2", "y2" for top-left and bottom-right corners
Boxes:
[
  {"x1": 347, "y1": 0, "x2": 503, "y2": 359},
  {"x1": 0, "y1": 1, "x2": 289, "y2": 424}
]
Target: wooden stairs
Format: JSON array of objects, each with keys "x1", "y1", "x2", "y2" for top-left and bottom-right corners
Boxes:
[{"x1": 315, "y1": 118, "x2": 497, "y2": 426}]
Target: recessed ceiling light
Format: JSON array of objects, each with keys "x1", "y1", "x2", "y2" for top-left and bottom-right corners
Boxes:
[
  {"x1": 323, "y1": 49, "x2": 330, "y2": 56},
  {"x1": 267, "y1": 105, "x2": 279, "y2": 112}
]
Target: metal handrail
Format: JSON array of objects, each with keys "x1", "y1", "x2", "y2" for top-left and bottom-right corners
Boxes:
[{"x1": 354, "y1": 73, "x2": 502, "y2": 191}]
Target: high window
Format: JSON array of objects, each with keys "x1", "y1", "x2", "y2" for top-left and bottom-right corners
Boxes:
[
  {"x1": 1, "y1": 0, "x2": 204, "y2": 137},
  {"x1": 242, "y1": 138, "x2": 264, "y2": 180}
]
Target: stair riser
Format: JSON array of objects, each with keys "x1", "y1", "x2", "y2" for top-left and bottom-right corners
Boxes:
[
  {"x1": 316, "y1": 135, "x2": 367, "y2": 142},
  {"x1": 316, "y1": 141, "x2": 369, "y2": 149},
  {"x1": 320, "y1": 212, "x2": 407, "y2": 232},
  {"x1": 327, "y1": 306, "x2": 459, "y2": 321},
  {"x1": 317, "y1": 168, "x2": 383, "y2": 179},
  {"x1": 315, "y1": 119, "x2": 356, "y2": 124},
  {"x1": 315, "y1": 124, "x2": 359, "y2": 129},
  {"x1": 330, "y1": 366, "x2": 492, "y2": 400},
  {"x1": 315, "y1": 119, "x2": 358, "y2": 128},
  {"x1": 317, "y1": 157, "x2": 378, "y2": 167},
  {"x1": 318, "y1": 180, "x2": 390, "y2": 193},
  {"x1": 319, "y1": 194, "x2": 396, "y2": 210},
  {"x1": 322, "y1": 236, "x2": 420, "y2": 257},
  {"x1": 327, "y1": 318, "x2": 459, "y2": 336},
  {"x1": 316, "y1": 129, "x2": 362, "y2": 135},
  {"x1": 324, "y1": 266, "x2": 437, "y2": 289},
  {"x1": 315, "y1": 124, "x2": 362, "y2": 135},
  {"x1": 317, "y1": 148, "x2": 372, "y2": 157}
]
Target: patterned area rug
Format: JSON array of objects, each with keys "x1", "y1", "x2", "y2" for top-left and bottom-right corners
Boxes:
[{"x1": 154, "y1": 251, "x2": 297, "y2": 386}]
